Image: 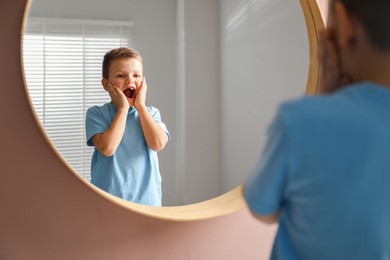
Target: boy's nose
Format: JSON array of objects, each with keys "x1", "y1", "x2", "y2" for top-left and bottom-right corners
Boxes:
[{"x1": 126, "y1": 76, "x2": 135, "y2": 83}]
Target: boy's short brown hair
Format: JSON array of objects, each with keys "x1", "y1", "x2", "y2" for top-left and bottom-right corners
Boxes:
[
  {"x1": 102, "y1": 47, "x2": 143, "y2": 79},
  {"x1": 337, "y1": 0, "x2": 390, "y2": 50}
]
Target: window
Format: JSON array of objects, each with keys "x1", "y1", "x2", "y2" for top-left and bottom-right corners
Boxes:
[{"x1": 23, "y1": 18, "x2": 133, "y2": 181}]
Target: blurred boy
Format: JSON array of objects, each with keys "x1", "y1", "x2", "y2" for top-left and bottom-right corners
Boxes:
[{"x1": 244, "y1": 0, "x2": 390, "y2": 259}]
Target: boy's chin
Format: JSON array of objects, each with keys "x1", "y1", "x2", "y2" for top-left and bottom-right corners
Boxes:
[{"x1": 127, "y1": 99, "x2": 135, "y2": 107}]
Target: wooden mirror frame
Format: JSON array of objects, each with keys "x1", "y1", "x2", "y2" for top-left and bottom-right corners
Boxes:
[{"x1": 20, "y1": 0, "x2": 324, "y2": 221}]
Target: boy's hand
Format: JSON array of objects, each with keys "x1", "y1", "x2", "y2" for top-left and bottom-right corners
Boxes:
[
  {"x1": 104, "y1": 83, "x2": 129, "y2": 111},
  {"x1": 135, "y1": 77, "x2": 147, "y2": 109},
  {"x1": 318, "y1": 29, "x2": 353, "y2": 94}
]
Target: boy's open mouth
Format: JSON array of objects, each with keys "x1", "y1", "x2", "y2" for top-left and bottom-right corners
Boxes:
[{"x1": 123, "y1": 88, "x2": 135, "y2": 98}]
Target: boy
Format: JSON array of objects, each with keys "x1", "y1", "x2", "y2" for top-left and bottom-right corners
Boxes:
[
  {"x1": 244, "y1": 0, "x2": 390, "y2": 259},
  {"x1": 86, "y1": 47, "x2": 170, "y2": 206}
]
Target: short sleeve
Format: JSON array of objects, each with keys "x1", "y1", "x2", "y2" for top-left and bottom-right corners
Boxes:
[
  {"x1": 244, "y1": 107, "x2": 289, "y2": 215},
  {"x1": 148, "y1": 106, "x2": 171, "y2": 141},
  {"x1": 85, "y1": 106, "x2": 110, "y2": 146}
]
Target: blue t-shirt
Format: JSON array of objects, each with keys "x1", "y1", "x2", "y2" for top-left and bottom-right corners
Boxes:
[
  {"x1": 245, "y1": 82, "x2": 390, "y2": 260},
  {"x1": 86, "y1": 103, "x2": 170, "y2": 206}
]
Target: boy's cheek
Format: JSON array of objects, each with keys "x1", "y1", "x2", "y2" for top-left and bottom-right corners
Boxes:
[{"x1": 111, "y1": 80, "x2": 123, "y2": 89}]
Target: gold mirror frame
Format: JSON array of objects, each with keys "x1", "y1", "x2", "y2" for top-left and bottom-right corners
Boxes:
[{"x1": 21, "y1": 0, "x2": 324, "y2": 221}]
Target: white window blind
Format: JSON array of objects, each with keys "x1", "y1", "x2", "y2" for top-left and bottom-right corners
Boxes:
[{"x1": 23, "y1": 18, "x2": 133, "y2": 181}]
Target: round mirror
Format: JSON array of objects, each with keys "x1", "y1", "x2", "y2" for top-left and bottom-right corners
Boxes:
[{"x1": 22, "y1": 0, "x2": 321, "y2": 207}]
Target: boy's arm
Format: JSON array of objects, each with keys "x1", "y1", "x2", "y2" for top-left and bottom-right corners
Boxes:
[
  {"x1": 250, "y1": 210, "x2": 280, "y2": 224},
  {"x1": 137, "y1": 105, "x2": 168, "y2": 152},
  {"x1": 243, "y1": 185, "x2": 280, "y2": 224},
  {"x1": 93, "y1": 84, "x2": 129, "y2": 157},
  {"x1": 92, "y1": 107, "x2": 128, "y2": 157},
  {"x1": 135, "y1": 78, "x2": 168, "y2": 152},
  {"x1": 243, "y1": 106, "x2": 287, "y2": 225}
]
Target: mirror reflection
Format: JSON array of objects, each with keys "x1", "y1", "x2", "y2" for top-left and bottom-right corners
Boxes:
[{"x1": 23, "y1": 0, "x2": 310, "y2": 206}]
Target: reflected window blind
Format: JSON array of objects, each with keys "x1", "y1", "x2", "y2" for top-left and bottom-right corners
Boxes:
[{"x1": 23, "y1": 18, "x2": 133, "y2": 181}]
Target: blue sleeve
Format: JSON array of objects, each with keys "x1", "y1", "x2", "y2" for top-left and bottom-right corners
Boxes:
[
  {"x1": 148, "y1": 106, "x2": 171, "y2": 141},
  {"x1": 85, "y1": 106, "x2": 110, "y2": 146},
  {"x1": 244, "y1": 107, "x2": 289, "y2": 215}
]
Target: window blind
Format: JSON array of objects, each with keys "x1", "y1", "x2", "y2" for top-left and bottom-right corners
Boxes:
[{"x1": 23, "y1": 18, "x2": 133, "y2": 181}]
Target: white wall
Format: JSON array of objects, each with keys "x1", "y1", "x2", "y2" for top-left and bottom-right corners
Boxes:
[
  {"x1": 179, "y1": 0, "x2": 221, "y2": 204},
  {"x1": 220, "y1": 0, "x2": 310, "y2": 192}
]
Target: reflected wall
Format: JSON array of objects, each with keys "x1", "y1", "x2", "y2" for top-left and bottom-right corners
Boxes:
[{"x1": 220, "y1": 0, "x2": 310, "y2": 192}]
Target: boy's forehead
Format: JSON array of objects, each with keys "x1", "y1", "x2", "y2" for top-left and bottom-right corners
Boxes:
[{"x1": 110, "y1": 57, "x2": 143, "y2": 71}]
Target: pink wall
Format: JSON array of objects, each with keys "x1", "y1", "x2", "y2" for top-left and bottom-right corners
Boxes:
[
  {"x1": 0, "y1": 0, "x2": 325, "y2": 259},
  {"x1": 318, "y1": 0, "x2": 329, "y2": 20}
]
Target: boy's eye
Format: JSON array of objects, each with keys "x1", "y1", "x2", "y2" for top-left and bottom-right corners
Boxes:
[
  {"x1": 134, "y1": 74, "x2": 141, "y2": 78},
  {"x1": 116, "y1": 74, "x2": 124, "y2": 78}
]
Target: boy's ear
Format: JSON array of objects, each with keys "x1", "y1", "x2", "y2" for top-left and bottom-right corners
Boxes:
[
  {"x1": 101, "y1": 78, "x2": 109, "y2": 91},
  {"x1": 334, "y1": 1, "x2": 357, "y2": 49}
]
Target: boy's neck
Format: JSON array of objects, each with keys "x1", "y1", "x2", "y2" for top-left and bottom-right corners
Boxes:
[{"x1": 354, "y1": 51, "x2": 390, "y2": 88}]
